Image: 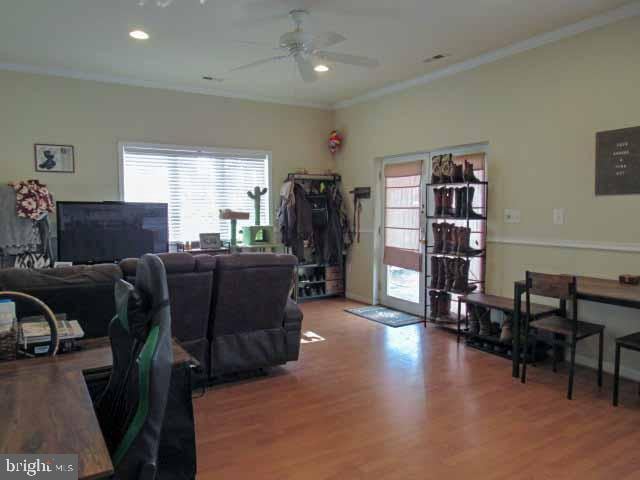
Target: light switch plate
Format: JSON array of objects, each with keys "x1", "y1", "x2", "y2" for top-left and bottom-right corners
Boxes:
[
  {"x1": 504, "y1": 209, "x2": 521, "y2": 224},
  {"x1": 553, "y1": 208, "x2": 565, "y2": 225}
]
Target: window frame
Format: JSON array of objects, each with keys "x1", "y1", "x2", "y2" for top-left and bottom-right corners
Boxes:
[{"x1": 117, "y1": 141, "x2": 273, "y2": 240}]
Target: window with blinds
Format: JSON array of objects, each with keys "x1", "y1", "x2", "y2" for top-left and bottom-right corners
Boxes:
[
  {"x1": 121, "y1": 143, "x2": 270, "y2": 243},
  {"x1": 382, "y1": 160, "x2": 423, "y2": 272}
]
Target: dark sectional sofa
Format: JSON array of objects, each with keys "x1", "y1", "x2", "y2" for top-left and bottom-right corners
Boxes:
[{"x1": 0, "y1": 252, "x2": 303, "y2": 382}]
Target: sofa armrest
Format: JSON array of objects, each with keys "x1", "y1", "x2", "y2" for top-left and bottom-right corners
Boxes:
[
  {"x1": 283, "y1": 298, "x2": 303, "y2": 330},
  {"x1": 284, "y1": 298, "x2": 302, "y2": 361}
]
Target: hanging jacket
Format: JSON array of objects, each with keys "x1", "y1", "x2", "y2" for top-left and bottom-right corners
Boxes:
[{"x1": 277, "y1": 182, "x2": 313, "y2": 261}]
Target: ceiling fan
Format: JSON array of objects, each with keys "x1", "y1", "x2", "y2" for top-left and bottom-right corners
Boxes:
[{"x1": 225, "y1": 9, "x2": 380, "y2": 83}]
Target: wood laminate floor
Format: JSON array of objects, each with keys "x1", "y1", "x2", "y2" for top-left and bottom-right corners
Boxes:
[{"x1": 194, "y1": 299, "x2": 640, "y2": 479}]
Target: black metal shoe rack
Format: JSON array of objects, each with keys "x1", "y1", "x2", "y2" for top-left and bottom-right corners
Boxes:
[{"x1": 423, "y1": 156, "x2": 488, "y2": 329}]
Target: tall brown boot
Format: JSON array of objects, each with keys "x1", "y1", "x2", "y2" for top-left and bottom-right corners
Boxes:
[
  {"x1": 468, "y1": 305, "x2": 480, "y2": 335},
  {"x1": 454, "y1": 188, "x2": 463, "y2": 218},
  {"x1": 432, "y1": 222, "x2": 444, "y2": 253},
  {"x1": 453, "y1": 258, "x2": 477, "y2": 293},
  {"x1": 444, "y1": 188, "x2": 456, "y2": 217},
  {"x1": 430, "y1": 256, "x2": 440, "y2": 289},
  {"x1": 431, "y1": 156, "x2": 442, "y2": 184},
  {"x1": 456, "y1": 226, "x2": 482, "y2": 256},
  {"x1": 438, "y1": 292, "x2": 451, "y2": 319},
  {"x1": 445, "y1": 224, "x2": 457, "y2": 254},
  {"x1": 500, "y1": 314, "x2": 513, "y2": 343},
  {"x1": 451, "y1": 162, "x2": 464, "y2": 183},
  {"x1": 437, "y1": 256, "x2": 447, "y2": 290},
  {"x1": 463, "y1": 160, "x2": 481, "y2": 183},
  {"x1": 433, "y1": 187, "x2": 444, "y2": 216},
  {"x1": 444, "y1": 257, "x2": 456, "y2": 291},
  {"x1": 429, "y1": 290, "x2": 439, "y2": 320},
  {"x1": 440, "y1": 154, "x2": 454, "y2": 183},
  {"x1": 478, "y1": 306, "x2": 492, "y2": 336},
  {"x1": 465, "y1": 186, "x2": 484, "y2": 219}
]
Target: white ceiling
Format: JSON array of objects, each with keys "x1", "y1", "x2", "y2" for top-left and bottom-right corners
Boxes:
[{"x1": 0, "y1": 0, "x2": 634, "y2": 108}]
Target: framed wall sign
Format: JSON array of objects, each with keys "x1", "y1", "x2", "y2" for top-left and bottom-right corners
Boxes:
[
  {"x1": 34, "y1": 144, "x2": 75, "y2": 173},
  {"x1": 595, "y1": 126, "x2": 640, "y2": 195}
]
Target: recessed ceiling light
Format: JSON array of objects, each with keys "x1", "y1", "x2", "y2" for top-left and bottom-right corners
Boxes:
[
  {"x1": 314, "y1": 64, "x2": 330, "y2": 73},
  {"x1": 129, "y1": 30, "x2": 149, "y2": 40}
]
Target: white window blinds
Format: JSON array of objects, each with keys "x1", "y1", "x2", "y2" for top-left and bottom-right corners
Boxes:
[
  {"x1": 121, "y1": 144, "x2": 270, "y2": 243},
  {"x1": 383, "y1": 160, "x2": 423, "y2": 272}
]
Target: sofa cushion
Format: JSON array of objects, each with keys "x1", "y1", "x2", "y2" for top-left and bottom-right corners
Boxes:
[
  {"x1": 194, "y1": 254, "x2": 217, "y2": 272},
  {"x1": 211, "y1": 253, "x2": 296, "y2": 337},
  {"x1": 210, "y1": 329, "x2": 287, "y2": 375},
  {"x1": 0, "y1": 264, "x2": 121, "y2": 338},
  {"x1": 120, "y1": 254, "x2": 214, "y2": 343},
  {"x1": 0, "y1": 264, "x2": 121, "y2": 289}
]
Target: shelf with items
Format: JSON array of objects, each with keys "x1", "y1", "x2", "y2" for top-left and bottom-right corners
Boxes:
[
  {"x1": 283, "y1": 171, "x2": 349, "y2": 303},
  {"x1": 424, "y1": 151, "x2": 487, "y2": 328},
  {"x1": 294, "y1": 262, "x2": 345, "y2": 302}
]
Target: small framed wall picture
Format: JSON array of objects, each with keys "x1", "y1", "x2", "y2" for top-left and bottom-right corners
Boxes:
[
  {"x1": 34, "y1": 144, "x2": 75, "y2": 173},
  {"x1": 199, "y1": 233, "x2": 222, "y2": 250}
]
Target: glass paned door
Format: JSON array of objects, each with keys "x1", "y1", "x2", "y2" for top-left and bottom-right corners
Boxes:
[{"x1": 379, "y1": 155, "x2": 427, "y2": 316}]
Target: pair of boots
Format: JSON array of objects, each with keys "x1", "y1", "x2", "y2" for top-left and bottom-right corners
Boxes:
[
  {"x1": 431, "y1": 155, "x2": 481, "y2": 184},
  {"x1": 430, "y1": 256, "x2": 478, "y2": 294},
  {"x1": 428, "y1": 290, "x2": 451, "y2": 320},
  {"x1": 432, "y1": 223, "x2": 482, "y2": 256},
  {"x1": 433, "y1": 187, "x2": 484, "y2": 219},
  {"x1": 468, "y1": 305, "x2": 492, "y2": 336}
]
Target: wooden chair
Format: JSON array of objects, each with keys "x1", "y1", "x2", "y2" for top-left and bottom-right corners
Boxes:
[
  {"x1": 521, "y1": 272, "x2": 604, "y2": 400},
  {"x1": 613, "y1": 332, "x2": 640, "y2": 406}
]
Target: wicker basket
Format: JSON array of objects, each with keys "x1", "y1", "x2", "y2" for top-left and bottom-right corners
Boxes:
[
  {"x1": 0, "y1": 319, "x2": 17, "y2": 362},
  {"x1": 0, "y1": 291, "x2": 59, "y2": 358}
]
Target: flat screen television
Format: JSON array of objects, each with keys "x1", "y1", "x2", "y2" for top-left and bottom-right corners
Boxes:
[{"x1": 57, "y1": 202, "x2": 169, "y2": 264}]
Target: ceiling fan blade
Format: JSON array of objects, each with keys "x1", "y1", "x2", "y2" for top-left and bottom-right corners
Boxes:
[
  {"x1": 229, "y1": 54, "x2": 290, "y2": 73},
  {"x1": 315, "y1": 51, "x2": 379, "y2": 68},
  {"x1": 311, "y1": 31, "x2": 346, "y2": 49},
  {"x1": 294, "y1": 54, "x2": 317, "y2": 83}
]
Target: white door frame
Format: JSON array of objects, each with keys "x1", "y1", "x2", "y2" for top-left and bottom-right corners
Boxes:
[{"x1": 376, "y1": 153, "x2": 428, "y2": 316}]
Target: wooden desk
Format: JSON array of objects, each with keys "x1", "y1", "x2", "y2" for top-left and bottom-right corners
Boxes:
[
  {"x1": 511, "y1": 276, "x2": 640, "y2": 377},
  {"x1": 0, "y1": 338, "x2": 195, "y2": 479}
]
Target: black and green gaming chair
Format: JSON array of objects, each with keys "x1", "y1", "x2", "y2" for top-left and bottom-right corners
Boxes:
[{"x1": 95, "y1": 254, "x2": 173, "y2": 480}]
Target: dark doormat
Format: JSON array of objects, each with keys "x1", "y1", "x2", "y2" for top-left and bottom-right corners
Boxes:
[{"x1": 345, "y1": 306, "x2": 424, "y2": 328}]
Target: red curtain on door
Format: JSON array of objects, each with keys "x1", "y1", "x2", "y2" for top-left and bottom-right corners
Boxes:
[{"x1": 382, "y1": 160, "x2": 423, "y2": 272}]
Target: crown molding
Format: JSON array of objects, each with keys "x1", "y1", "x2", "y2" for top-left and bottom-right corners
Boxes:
[
  {"x1": 334, "y1": 1, "x2": 640, "y2": 109},
  {"x1": 488, "y1": 236, "x2": 640, "y2": 253},
  {"x1": 0, "y1": 62, "x2": 332, "y2": 110}
]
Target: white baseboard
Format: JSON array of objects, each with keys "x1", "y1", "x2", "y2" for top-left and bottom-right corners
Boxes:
[
  {"x1": 345, "y1": 291, "x2": 373, "y2": 305},
  {"x1": 574, "y1": 353, "x2": 640, "y2": 382}
]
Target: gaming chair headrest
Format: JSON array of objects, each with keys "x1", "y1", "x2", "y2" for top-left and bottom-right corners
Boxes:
[{"x1": 113, "y1": 254, "x2": 170, "y2": 341}]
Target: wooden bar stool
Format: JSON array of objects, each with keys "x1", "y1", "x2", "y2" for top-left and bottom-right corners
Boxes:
[
  {"x1": 521, "y1": 272, "x2": 605, "y2": 400},
  {"x1": 613, "y1": 332, "x2": 640, "y2": 406}
]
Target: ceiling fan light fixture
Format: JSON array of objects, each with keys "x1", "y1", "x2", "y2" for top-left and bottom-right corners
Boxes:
[
  {"x1": 314, "y1": 64, "x2": 330, "y2": 73},
  {"x1": 129, "y1": 30, "x2": 150, "y2": 40}
]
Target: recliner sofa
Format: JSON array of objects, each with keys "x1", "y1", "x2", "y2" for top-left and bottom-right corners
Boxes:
[{"x1": 0, "y1": 252, "x2": 303, "y2": 381}]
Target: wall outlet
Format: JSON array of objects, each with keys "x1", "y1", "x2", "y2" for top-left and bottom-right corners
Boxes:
[
  {"x1": 553, "y1": 208, "x2": 565, "y2": 225},
  {"x1": 503, "y1": 209, "x2": 521, "y2": 224}
]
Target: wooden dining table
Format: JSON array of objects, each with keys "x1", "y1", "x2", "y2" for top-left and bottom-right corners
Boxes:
[
  {"x1": 511, "y1": 276, "x2": 640, "y2": 377},
  {"x1": 0, "y1": 338, "x2": 195, "y2": 479}
]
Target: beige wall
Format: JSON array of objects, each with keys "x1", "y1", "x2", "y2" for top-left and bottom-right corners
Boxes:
[
  {"x1": 335, "y1": 17, "x2": 640, "y2": 376},
  {"x1": 0, "y1": 70, "x2": 333, "y2": 220}
]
